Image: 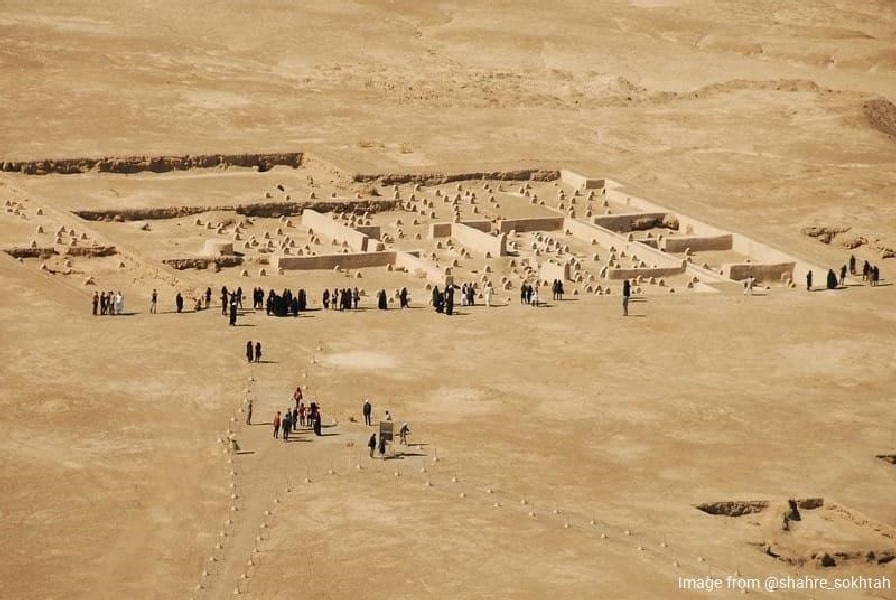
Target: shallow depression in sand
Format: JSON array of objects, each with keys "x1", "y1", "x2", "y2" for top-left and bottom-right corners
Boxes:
[{"x1": 319, "y1": 350, "x2": 400, "y2": 371}]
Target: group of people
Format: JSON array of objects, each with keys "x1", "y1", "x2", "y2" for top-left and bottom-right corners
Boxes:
[
  {"x1": 551, "y1": 279, "x2": 566, "y2": 301},
  {"x1": 268, "y1": 386, "x2": 323, "y2": 440},
  {"x1": 245, "y1": 341, "x2": 263, "y2": 363},
  {"x1": 519, "y1": 282, "x2": 540, "y2": 306},
  {"x1": 91, "y1": 290, "x2": 125, "y2": 315},
  {"x1": 323, "y1": 287, "x2": 360, "y2": 310},
  {"x1": 431, "y1": 285, "x2": 455, "y2": 314},
  {"x1": 807, "y1": 255, "x2": 883, "y2": 290},
  {"x1": 366, "y1": 427, "x2": 411, "y2": 459}
]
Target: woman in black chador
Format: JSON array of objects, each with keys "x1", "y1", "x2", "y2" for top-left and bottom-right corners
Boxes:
[
  {"x1": 826, "y1": 268, "x2": 838, "y2": 290},
  {"x1": 297, "y1": 288, "x2": 307, "y2": 311},
  {"x1": 377, "y1": 289, "x2": 388, "y2": 310},
  {"x1": 399, "y1": 287, "x2": 408, "y2": 308}
]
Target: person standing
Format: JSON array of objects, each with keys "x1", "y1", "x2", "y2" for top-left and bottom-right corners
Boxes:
[
  {"x1": 399, "y1": 422, "x2": 410, "y2": 445},
  {"x1": 362, "y1": 399, "x2": 372, "y2": 426},
  {"x1": 806, "y1": 270, "x2": 813, "y2": 290},
  {"x1": 91, "y1": 292, "x2": 99, "y2": 316},
  {"x1": 229, "y1": 295, "x2": 238, "y2": 326},
  {"x1": 368, "y1": 433, "x2": 377, "y2": 458},
  {"x1": 840, "y1": 265, "x2": 847, "y2": 287},
  {"x1": 273, "y1": 411, "x2": 282, "y2": 438},
  {"x1": 622, "y1": 279, "x2": 631, "y2": 316},
  {"x1": 399, "y1": 287, "x2": 408, "y2": 309},
  {"x1": 114, "y1": 291, "x2": 124, "y2": 315},
  {"x1": 175, "y1": 292, "x2": 184, "y2": 313},
  {"x1": 293, "y1": 387, "x2": 303, "y2": 411},
  {"x1": 150, "y1": 289, "x2": 158, "y2": 314},
  {"x1": 254, "y1": 342, "x2": 262, "y2": 363},
  {"x1": 204, "y1": 287, "x2": 212, "y2": 308},
  {"x1": 282, "y1": 410, "x2": 292, "y2": 441},
  {"x1": 246, "y1": 398, "x2": 253, "y2": 425},
  {"x1": 849, "y1": 254, "x2": 856, "y2": 275},
  {"x1": 100, "y1": 291, "x2": 107, "y2": 315},
  {"x1": 378, "y1": 434, "x2": 387, "y2": 460},
  {"x1": 485, "y1": 283, "x2": 493, "y2": 307},
  {"x1": 246, "y1": 341, "x2": 254, "y2": 363}
]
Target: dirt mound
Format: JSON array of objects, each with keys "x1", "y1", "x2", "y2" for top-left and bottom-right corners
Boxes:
[
  {"x1": 863, "y1": 97, "x2": 896, "y2": 138},
  {"x1": 801, "y1": 225, "x2": 895, "y2": 258},
  {"x1": 0, "y1": 153, "x2": 303, "y2": 175},
  {"x1": 353, "y1": 169, "x2": 560, "y2": 186},
  {"x1": 74, "y1": 200, "x2": 400, "y2": 222}
]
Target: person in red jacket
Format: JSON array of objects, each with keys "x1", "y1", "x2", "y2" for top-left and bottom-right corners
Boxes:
[{"x1": 273, "y1": 411, "x2": 282, "y2": 438}]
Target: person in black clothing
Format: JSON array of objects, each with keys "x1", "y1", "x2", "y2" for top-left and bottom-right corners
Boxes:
[
  {"x1": 362, "y1": 399, "x2": 372, "y2": 426},
  {"x1": 254, "y1": 342, "x2": 261, "y2": 363},
  {"x1": 246, "y1": 341, "x2": 254, "y2": 363},
  {"x1": 229, "y1": 294, "x2": 238, "y2": 326},
  {"x1": 368, "y1": 433, "x2": 377, "y2": 458},
  {"x1": 297, "y1": 288, "x2": 307, "y2": 311},
  {"x1": 399, "y1": 287, "x2": 408, "y2": 309},
  {"x1": 221, "y1": 286, "x2": 229, "y2": 315},
  {"x1": 377, "y1": 289, "x2": 388, "y2": 310},
  {"x1": 849, "y1": 254, "x2": 856, "y2": 275},
  {"x1": 445, "y1": 286, "x2": 454, "y2": 315},
  {"x1": 175, "y1": 292, "x2": 184, "y2": 313},
  {"x1": 826, "y1": 268, "x2": 838, "y2": 290},
  {"x1": 806, "y1": 270, "x2": 813, "y2": 290},
  {"x1": 622, "y1": 279, "x2": 631, "y2": 316},
  {"x1": 323, "y1": 289, "x2": 330, "y2": 309}
]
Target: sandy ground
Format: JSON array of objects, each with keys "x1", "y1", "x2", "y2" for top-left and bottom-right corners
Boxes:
[{"x1": 1, "y1": 1, "x2": 895, "y2": 599}]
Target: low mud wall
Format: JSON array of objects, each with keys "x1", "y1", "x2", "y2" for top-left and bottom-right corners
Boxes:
[
  {"x1": 662, "y1": 234, "x2": 733, "y2": 253},
  {"x1": 4, "y1": 247, "x2": 59, "y2": 259},
  {"x1": 560, "y1": 170, "x2": 605, "y2": 190},
  {"x1": 163, "y1": 256, "x2": 243, "y2": 270},
  {"x1": 592, "y1": 212, "x2": 676, "y2": 233},
  {"x1": 302, "y1": 209, "x2": 371, "y2": 252},
  {"x1": 498, "y1": 217, "x2": 564, "y2": 233},
  {"x1": 606, "y1": 265, "x2": 687, "y2": 280},
  {"x1": 1, "y1": 153, "x2": 303, "y2": 175},
  {"x1": 725, "y1": 262, "x2": 795, "y2": 283},
  {"x1": 277, "y1": 251, "x2": 396, "y2": 271},
  {"x1": 353, "y1": 169, "x2": 560, "y2": 186},
  {"x1": 452, "y1": 223, "x2": 508, "y2": 256},
  {"x1": 75, "y1": 200, "x2": 400, "y2": 222}
]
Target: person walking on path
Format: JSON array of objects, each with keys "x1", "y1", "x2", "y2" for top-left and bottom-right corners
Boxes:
[
  {"x1": 273, "y1": 411, "x2": 282, "y2": 438},
  {"x1": 254, "y1": 342, "x2": 262, "y2": 363},
  {"x1": 622, "y1": 279, "x2": 631, "y2": 316},
  {"x1": 363, "y1": 399, "x2": 372, "y2": 426},
  {"x1": 246, "y1": 341, "x2": 254, "y2": 363},
  {"x1": 368, "y1": 434, "x2": 377, "y2": 458}
]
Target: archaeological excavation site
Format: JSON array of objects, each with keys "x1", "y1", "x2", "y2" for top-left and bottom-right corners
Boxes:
[{"x1": 1, "y1": 2, "x2": 894, "y2": 599}]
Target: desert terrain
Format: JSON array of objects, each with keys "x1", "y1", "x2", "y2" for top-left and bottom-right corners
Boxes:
[{"x1": 1, "y1": 1, "x2": 895, "y2": 599}]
